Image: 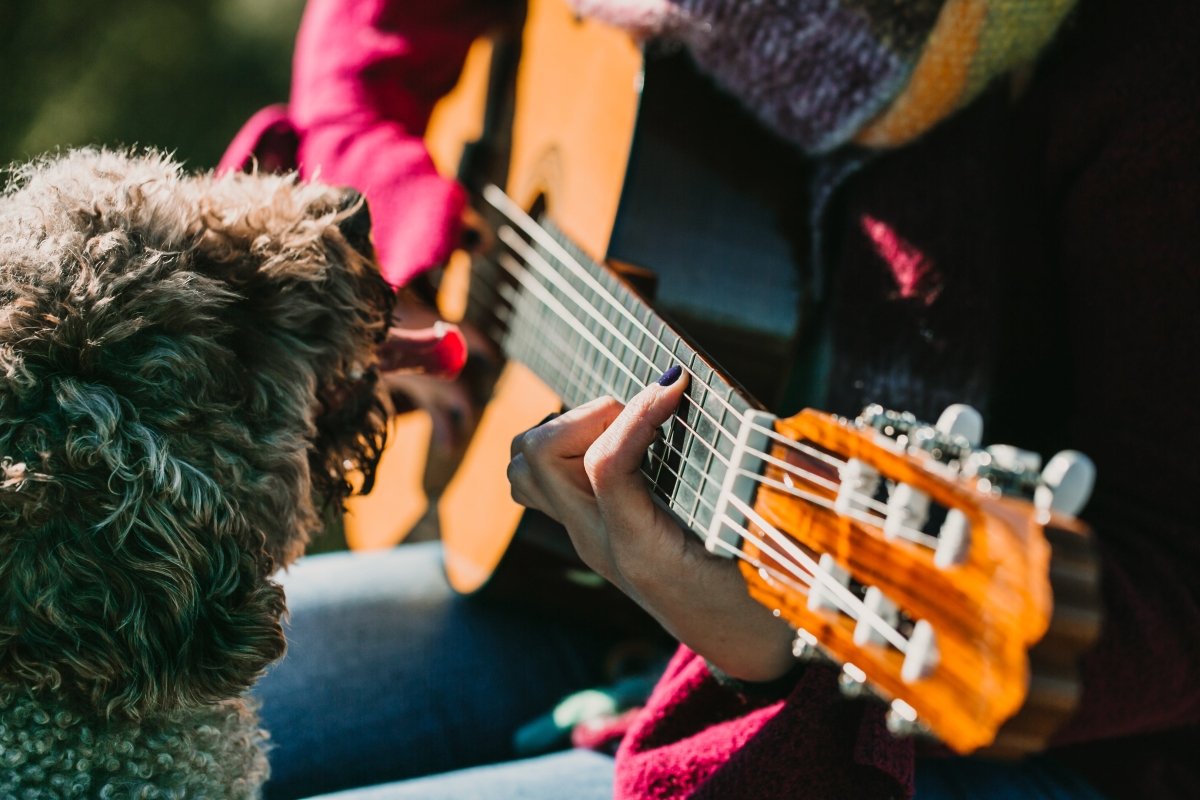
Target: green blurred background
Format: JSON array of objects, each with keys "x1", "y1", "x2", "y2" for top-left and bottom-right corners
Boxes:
[{"x1": 0, "y1": 0, "x2": 306, "y2": 170}]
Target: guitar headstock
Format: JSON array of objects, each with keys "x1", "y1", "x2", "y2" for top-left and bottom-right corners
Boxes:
[{"x1": 728, "y1": 405, "x2": 1101, "y2": 756}]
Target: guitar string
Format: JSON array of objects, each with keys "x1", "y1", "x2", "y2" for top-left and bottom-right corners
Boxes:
[
  {"x1": 482, "y1": 241, "x2": 940, "y2": 548},
  {"x1": 492, "y1": 260, "x2": 940, "y2": 632},
  {"x1": 720, "y1": 495, "x2": 911, "y2": 652},
  {"x1": 489, "y1": 233, "x2": 889, "y2": 514},
  {"x1": 480, "y1": 189, "x2": 903, "y2": 519},
  {"x1": 474, "y1": 256, "x2": 919, "y2": 648},
  {"x1": 492, "y1": 249, "x2": 929, "y2": 553},
  {"x1": 496, "y1": 226, "x2": 744, "y2": 461},
  {"x1": 495, "y1": 254, "x2": 723, "y2": 514},
  {"x1": 493, "y1": 247, "x2": 734, "y2": 471},
  {"x1": 477, "y1": 213, "x2": 844, "y2": 487},
  {"x1": 507, "y1": 311, "x2": 910, "y2": 646},
  {"x1": 482, "y1": 186, "x2": 747, "y2": 419}
]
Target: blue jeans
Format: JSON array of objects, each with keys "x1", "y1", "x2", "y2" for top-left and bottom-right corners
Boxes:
[
  {"x1": 256, "y1": 544, "x2": 1105, "y2": 799},
  {"x1": 256, "y1": 543, "x2": 617, "y2": 799}
]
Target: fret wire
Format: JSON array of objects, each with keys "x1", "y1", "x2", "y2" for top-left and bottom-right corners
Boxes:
[
  {"x1": 643, "y1": 443, "x2": 716, "y2": 517},
  {"x1": 618, "y1": 310, "x2": 635, "y2": 401},
  {"x1": 485, "y1": 244, "x2": 889, "y2": 521},
  {"x1": 681, "y1": 350, "x2": 702, "y2": 530},
  {"x1": 508, "y1": 227, "x2": 654, "y2": 381},
  {"x1": 482, "y1": 257, "x2": 930, "y2": 545},
  {"x1": 474, "y1": 254, "x2": 923, "y2": 541},
  {"x1": 527, "y1": 332, "x2": 720, "y2": 519},
  {"x1": 475, "y1": 252, "x2": 938, "y2": 547},
  {"x1": 472, "y1": 261, "x2": 878, "y2": 525},
  {"x1": 695, "y1": 372, "x2": 724, "y2": 530},
  {"x1": 511, "y1": 303, "x2": 722, "y2": 514},
  {"x1": 492, "y1": 250, "x2": 849, "y2": 534},
  {"x1": 493, "y1": 216, "x2": 746, "y2": 426},
  {"x1": 492, "y1": 249, "x2": 728, "y2": 437},
  {"x1": 520, "y1": 321, "x2": 921, "y2": 628},
  {"x1": 496, "y1": 251, "x2": 640, "y2": 388}
]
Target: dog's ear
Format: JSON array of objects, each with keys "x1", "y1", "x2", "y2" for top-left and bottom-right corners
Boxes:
[{"x1": 185, "y1": 178, "x2": 394, "y2": 558}]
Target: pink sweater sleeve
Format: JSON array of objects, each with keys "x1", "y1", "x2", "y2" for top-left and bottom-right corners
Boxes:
[{"x1": 289, "y1": 0, "x2": 507, "y2": 287}]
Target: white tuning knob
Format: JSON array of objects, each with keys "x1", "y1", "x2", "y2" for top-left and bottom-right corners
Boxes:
[
  {"x1": 807, "y1": 554, "x2": 851, "y2": 613},
  {"x1": 935, "y1": 404, "x2": 983, "y2": 447},
  {"x1": 901, "y1": 620, "x2": 939, "y2": 683},
  {"x1": 986, "y1": 444, "x2": 1042, "y2": 474},
  {"x1": 1035, "y1": 450, "x2": 1096, "y2": 516},
  {"x1": 883, "y1": 482, "x2": 930, "y2": 540}
]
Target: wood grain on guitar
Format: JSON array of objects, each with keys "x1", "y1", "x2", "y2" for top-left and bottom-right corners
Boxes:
[
  {"x1": 342, "y1": 0, "x2": 1100, "y2": 756},
  {"x1": 737, "y1": 409, "x2": 1099, "y2": 755},
  {"x1": 344, "y1": 0, "x2": 641, "y2": 562}
]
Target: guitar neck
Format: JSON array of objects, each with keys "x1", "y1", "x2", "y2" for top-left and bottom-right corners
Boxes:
[{"x1": 470, "y1": 185, "x2": 767, "y2": 539}]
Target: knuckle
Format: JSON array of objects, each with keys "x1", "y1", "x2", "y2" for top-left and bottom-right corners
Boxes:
[
  {"x1": 506, "y1": 454, "x2": 527, "y2": 488},
  {"x1": 583, "y1": 439, "x2": 619, "y2": 488},
  {"x1": 522, "y1": 427, "x2": 553, "y2": 467},
  {"x1": 596, "y1": 395, "x2": 622, "y2": 417}
]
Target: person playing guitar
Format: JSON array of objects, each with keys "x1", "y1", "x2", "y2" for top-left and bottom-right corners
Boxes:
[{"x1": 224, "y1": 0, "x2": 1200, "y2": 797}]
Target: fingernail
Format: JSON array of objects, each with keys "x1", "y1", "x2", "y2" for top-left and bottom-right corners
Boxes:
[
  {"x1": 381, "y1": 321, "x2": 467, "y2": 378},
  {"x1": 657, "y1": 364, "x2": 683, "y2": 386}
]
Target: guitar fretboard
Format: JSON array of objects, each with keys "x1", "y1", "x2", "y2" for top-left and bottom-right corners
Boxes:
[{"x1": 469, "y1": 185, "x2": 761, "y2": 539}]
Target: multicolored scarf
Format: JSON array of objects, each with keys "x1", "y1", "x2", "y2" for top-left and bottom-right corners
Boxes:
[{"x1": 571, "y1": 0, "x2": 1078, "y2": 152}]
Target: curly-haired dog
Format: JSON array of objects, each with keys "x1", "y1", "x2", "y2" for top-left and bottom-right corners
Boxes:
[{"x1": 0, "y1": 149, "x2": 396, "y2": 797}]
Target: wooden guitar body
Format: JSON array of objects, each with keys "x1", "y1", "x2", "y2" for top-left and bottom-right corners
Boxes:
[
  {"x1": 342, "y1": 1, "x2": 639, "y2": 569},
  {"x1": 346, "y1": 0, "x2": 809, "y2": 592}
]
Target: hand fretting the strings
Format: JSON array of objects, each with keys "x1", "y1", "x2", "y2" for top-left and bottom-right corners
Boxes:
[
  {"x1": 477, "y1": 186, "x2": 938, "y2": 652},
  {"x1": 507, "y1": 367, "x2": 799, "y2": 684}
]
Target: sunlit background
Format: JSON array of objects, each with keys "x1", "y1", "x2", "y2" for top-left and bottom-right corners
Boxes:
[{"x1": 1, "y1": 0, "x2": 306, "y2": 169}]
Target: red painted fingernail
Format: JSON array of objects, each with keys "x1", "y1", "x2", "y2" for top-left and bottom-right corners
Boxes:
[{"x1": 380, "y1": 321, "x2": 467, "y2": 378}]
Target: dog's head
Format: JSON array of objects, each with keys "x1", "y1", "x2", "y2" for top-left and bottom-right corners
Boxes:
[{"x1": 0, "y1": 149, "x2": 393, "y2": 717}]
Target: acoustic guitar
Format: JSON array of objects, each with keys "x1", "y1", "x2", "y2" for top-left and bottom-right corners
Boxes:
[{"x1": 345, "y1": 0, "x2": 1101, "y2": 757}]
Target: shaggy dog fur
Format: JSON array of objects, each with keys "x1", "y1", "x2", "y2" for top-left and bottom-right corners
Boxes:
[{"x1": 0, "y1": 149, "x2": 394, "y2": 797}]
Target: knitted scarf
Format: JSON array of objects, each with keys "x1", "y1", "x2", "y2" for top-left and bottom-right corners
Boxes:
[{"x1": 571, "y1": 0, "x2": 1078, "y2": 152}]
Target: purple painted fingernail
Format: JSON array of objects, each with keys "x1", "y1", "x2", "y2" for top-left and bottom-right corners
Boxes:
[{"x1": 657, "y1": 364, "x2": 683, "y2": 386}]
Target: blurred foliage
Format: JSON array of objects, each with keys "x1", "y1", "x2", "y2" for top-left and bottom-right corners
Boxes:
[{"x1": 0, "y1": 0, "x2": 306, "y2": 170}]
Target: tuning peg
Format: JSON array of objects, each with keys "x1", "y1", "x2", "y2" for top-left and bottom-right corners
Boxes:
[
  {"x1": 854, "y1": 586, "x2": 900, "y2": 646},
  {"x1": 901, "y1": 620, "x2": 939, "y2": 683},
  {"x1": 838, "y1": 662, "x2": 870, "y2": 699},
  {"x1": 1035, "y1": 450, "x2": 1096, "y2": 516},
  {"x1": 886, "y1": 699, "x2": 926, "y2": 738},
  {"x1": 935, "y1": 509, "x2": 970, "y2": 568},
  {"x1": 986, "y1": 444, "x2": 1042, "y2": 474},
  {"x1": 807, "y1": 554, "x2": 851, "y2": 613},
  {"x1": 835, "y1": 458, "x2": 880, "y2": 517},
  {"x1": 791, "y1": 628, "x2": 826, "y2": 663},
  {"x1": 936, "y1": 404, "x2": 983, "y2": 448},
  {"x1": 883, "y1": 482, "x2": 930, "y2": 540}
]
